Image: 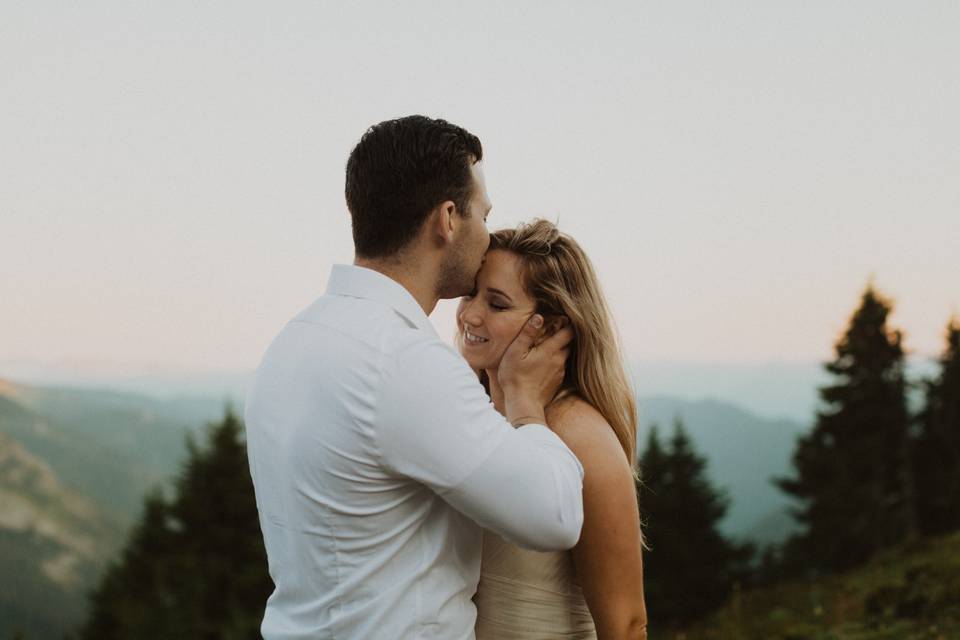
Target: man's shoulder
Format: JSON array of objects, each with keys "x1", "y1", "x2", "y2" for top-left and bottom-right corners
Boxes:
[
  {"x1": 288, "y1": 293, "x2": 432, "y2": 353},
  {"x1": 385, "y1": 328, "x2": 464, "y2": 372}
]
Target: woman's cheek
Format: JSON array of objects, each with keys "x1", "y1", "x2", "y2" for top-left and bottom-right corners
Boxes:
[{"x1": 494, "y1": 319, "x2": 526, "y2": 359}]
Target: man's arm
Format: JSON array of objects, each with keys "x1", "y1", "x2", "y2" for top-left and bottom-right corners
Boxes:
[
  {"x1": 375, "y1": 330, "x2": 584, "y2": 551},
  {"x1": 442, "y1": 423, "x2": 584, "y2": 551}
]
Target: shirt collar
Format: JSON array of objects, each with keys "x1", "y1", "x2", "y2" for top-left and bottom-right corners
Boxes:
[{"x1": 325, "y1": 264, "x2": 438, "y2": 336}]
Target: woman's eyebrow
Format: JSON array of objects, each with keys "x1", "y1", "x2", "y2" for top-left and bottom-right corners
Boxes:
[{"x1": 486, "y1": 287, "x2": 513, "y2": 302}]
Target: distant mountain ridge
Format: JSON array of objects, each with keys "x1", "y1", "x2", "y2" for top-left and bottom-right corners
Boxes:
[
  {"x1": 0, "y1": 378, "x2": 228, "y2": 640},
  {"x1": 637, "y1": 395, "x2": 805, "y2": 545},
  {"x1": 631, "y1": 357, "x2": 940, "y2": 423},
  {"x1": 0, "y1": 430, "x2": 108, "y2": 568},
  {"x1": 0, "y1": 427, "x2": 116, "y2": 639},
  {"x1": 0, "y1": 382, "x2": 224, "y2": 519}
]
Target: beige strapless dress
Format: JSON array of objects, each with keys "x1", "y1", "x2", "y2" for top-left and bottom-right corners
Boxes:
[{"x1": 474, "y1": 529, "x2": 597, "y2": 639}]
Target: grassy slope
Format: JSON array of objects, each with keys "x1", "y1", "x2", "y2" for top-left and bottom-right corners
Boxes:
[{"x1": 678, "y1": 531, "x2": 960, "y2": 640}]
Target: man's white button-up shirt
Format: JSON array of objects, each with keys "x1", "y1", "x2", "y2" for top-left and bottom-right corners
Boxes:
[{"x1": 245, "y1": 264, "x2": 584, "y2": 640}]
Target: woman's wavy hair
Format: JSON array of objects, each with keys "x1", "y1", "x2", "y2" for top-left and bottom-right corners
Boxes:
[{"x1": 484, "y1": 219, "x2": 639, "y2": 467}]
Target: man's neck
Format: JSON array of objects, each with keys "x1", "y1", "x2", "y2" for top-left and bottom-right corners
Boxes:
[{"x1": 354, "y1": 255, "x2": 439, "y2": 316}]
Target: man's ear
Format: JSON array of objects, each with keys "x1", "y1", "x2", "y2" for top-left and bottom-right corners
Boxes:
[{"x1": 433, "y1": 199, "x2": 458, "y2": 246}]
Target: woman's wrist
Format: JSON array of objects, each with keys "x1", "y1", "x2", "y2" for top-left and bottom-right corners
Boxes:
[{"x1": 505, "y1": 396, "x2": 546, "y2": 428}]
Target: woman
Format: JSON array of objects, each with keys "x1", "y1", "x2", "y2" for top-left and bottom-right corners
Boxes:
[{"x1": 457, "y1": 219, "x2": 648, "y2": 639}]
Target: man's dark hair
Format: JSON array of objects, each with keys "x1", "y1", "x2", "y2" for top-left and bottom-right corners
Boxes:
[{"x1": 345, "y1": 115, "x2": 483, "y2": 258}]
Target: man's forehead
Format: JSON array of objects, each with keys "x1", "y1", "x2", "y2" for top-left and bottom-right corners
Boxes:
[
  {"x1": 470, "y1": 161, "x2": 487, "y2": 186},
  {"x1": 470, "y1": 162, "x2": 492, "y2": 207}
]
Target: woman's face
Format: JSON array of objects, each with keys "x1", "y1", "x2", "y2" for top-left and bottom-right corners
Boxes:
[{"x1": 457, "y1": 249, "x2": 537, "y2": 372}]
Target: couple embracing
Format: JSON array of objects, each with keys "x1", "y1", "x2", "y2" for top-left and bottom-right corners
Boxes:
[{"x1": 246, "y1": 116, "x2": 648, "y2": 639}]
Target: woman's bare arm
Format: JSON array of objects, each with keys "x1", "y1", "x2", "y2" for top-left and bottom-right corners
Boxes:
[{"x1": 548, "y1": 398, "x2": 648, "y2": 640}]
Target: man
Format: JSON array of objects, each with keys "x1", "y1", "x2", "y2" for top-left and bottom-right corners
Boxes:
[{"x1": 245, "y1": 115, "x2": 584, "y2": 639}]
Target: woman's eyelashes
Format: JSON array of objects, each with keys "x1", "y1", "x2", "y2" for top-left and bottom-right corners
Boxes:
[
  {"x1": 487, "y1": 295, "x2": 510, "y2": 311},
  {"x1": 464, "y1": 288, "x2": 509, "y2": 311}
]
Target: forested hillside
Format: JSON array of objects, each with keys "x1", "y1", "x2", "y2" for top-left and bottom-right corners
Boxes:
[{"x1": 0, "y1": 380, "x2": 224, "y2": 640}]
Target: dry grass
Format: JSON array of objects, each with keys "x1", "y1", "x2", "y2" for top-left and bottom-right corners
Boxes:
[{"x1": 674, "y1": 531, "x2": 960, "y2": 640}]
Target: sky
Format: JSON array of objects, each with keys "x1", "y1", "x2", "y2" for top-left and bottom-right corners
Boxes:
[{"x1": 2, "y1": 1, "x2": 958, "y2": 375}]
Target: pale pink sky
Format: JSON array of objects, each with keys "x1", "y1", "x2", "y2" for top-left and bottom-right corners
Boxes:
[{"x1": 2, "y1": 2, "x2": 958, "y2": 372}]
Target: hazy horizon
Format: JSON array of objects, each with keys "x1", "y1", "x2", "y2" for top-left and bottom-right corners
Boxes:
[{"x1": 0, "y1": 352, "x2": 942, "y2": 424}]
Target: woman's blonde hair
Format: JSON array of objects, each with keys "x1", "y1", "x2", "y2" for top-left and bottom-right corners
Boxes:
[{"x1": 485, "y1": 219, "x2": 638, "y2": 467}]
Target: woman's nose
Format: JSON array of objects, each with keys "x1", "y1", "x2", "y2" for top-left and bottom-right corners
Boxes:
[{"x1": 459, "y1": 298, "x2": 483, "y2": 327}]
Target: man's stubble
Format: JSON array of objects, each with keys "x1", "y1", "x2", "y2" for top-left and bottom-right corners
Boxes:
[{"x1": 436, "y1": 227, "x2": 483, "y2": 300}]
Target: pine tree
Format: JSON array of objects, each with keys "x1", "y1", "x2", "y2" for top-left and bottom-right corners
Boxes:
[
  {"x1": 636, "y1": 425, "x2": 667, "y2": 565},
  {"x1": 638, "y1": 421, "x2": 751, "y2": 628},
  {"x1": 913, "y1": 318, "x2": 960, "y2": 535},
  {"x1": 777, "y1": 285, "x2": 915, "y2": 573},
  {"x1": 78, "y1": 408, "x2": 272, "y2": 639},
  {"x1": 80, "y1": 491, "x2": 177, "y2": 640}
]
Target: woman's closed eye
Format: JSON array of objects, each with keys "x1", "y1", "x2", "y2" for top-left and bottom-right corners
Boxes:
[{"x1": 488, "y1": 298, "x2": 509, "y2": 311}]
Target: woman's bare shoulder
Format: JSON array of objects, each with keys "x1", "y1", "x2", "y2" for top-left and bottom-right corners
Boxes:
[{"x1": 546, "y1": 396, "x2": 625, "y2": 466}]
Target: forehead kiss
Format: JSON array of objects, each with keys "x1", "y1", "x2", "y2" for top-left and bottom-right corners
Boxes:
[{"x1": 471, "y1": 250, "x2": 535, "y2": 309}]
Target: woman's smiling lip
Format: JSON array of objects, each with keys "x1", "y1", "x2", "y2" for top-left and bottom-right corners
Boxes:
[{"x1": 463, "y1": 329, "x2": 489, "y2": 344}]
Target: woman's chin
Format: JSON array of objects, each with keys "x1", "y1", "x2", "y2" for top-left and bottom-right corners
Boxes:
[
  {"x1": 462, "y1": 354, "x2": 495, "y2": 373},
  {"x1": 463, "y1": 356, "x2": 487, "y2": 371},
  {"x1": 458, "y1": 344, "x2": 505, "y2": 374}
]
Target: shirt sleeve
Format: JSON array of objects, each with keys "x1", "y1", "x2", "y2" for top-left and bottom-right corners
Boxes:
[{"x1": 375, "y1": 336, "x2": 585, "y2": 551}]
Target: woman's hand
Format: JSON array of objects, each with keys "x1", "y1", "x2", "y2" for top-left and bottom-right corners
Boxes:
[{"x1": 498, "y1": 314, "x2": 573, "y2": 426}]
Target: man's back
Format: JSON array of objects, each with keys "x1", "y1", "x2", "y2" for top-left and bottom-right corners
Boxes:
[
  {"x1": 247, "y1": 266, "x2": 484, "y2": 639},
  {"x1": 246, "y1": 265, "x2": 584, "y2": 639}
]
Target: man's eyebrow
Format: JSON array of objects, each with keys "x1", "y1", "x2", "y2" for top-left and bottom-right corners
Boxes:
[{"x1": 487, "y1": 287, "x2": 513, "y2": 301}]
